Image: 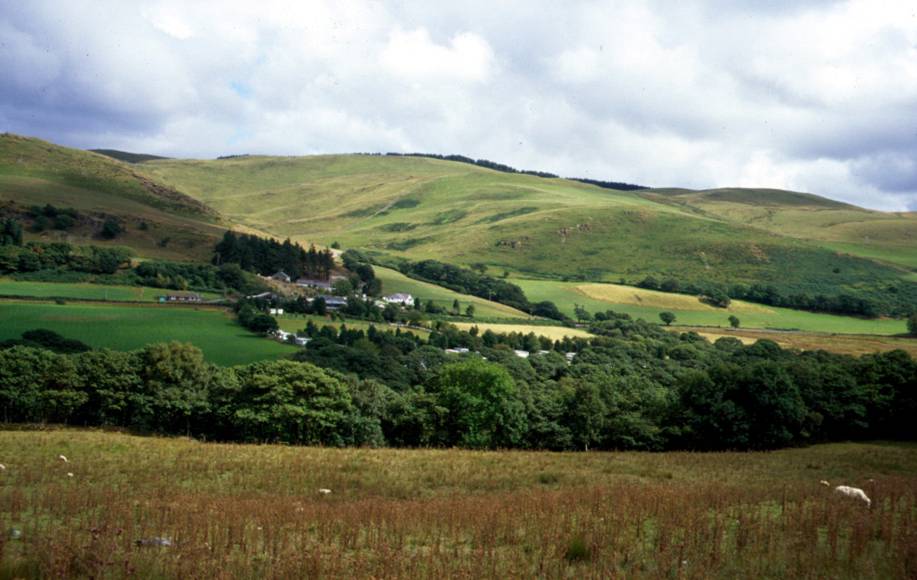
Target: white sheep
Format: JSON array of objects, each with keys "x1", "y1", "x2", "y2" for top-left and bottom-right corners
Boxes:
[
  {"x1": 821, "y1": 480, "x2": 871, "y2": 507},
  {"x1": 0, "y1": 464, "x2": 6, "y2": 471},
  {"x1": 318, "y1": 488, "x2": 332, "y2": 495},
  {"x1": 835, "y1": 485, "x2": 871, "y2": 507},
  {"x1": 58, "y1": 455, "x2": 69, "y2": 463}
]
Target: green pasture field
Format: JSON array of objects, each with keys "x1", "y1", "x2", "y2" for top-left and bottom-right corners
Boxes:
[
  {"x1": 276, "y1": 313, "x2": 430, "y2": 338},
  {"x1": 0, "y1": 300, "x2": 295, "y2": 365},
  {"x1": 515, "y1": 278, "x2": 909, "y2": 335},
  {"x1": 1, "y1": 430, "x2": 915, "y2": 578},
  {"x1": 0, "y1": 278, "x2": 221, "y2": 302},
  {"x1": 374, "y1": 266, "x2": 530, "y2": 320}
]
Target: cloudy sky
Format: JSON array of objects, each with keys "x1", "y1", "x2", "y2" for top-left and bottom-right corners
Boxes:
[{"x1": 2, "y1": 0, "x2": 916, "y2": 210}]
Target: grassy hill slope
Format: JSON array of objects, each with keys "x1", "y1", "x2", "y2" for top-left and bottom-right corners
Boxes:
[
  {"x1": 0, "y1": 134, "x2": 226, "y2": 261},
  {"x1": 644, "y1": 187, "x2": 917, "y2": 269},
  {"x1": 142, "y1": 154, "x2": 917, "y2": 313}
]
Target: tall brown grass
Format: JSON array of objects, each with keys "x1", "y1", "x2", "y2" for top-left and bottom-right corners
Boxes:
[{"x1": 0, "y1": 430, "x2": 914, "y2": 578}]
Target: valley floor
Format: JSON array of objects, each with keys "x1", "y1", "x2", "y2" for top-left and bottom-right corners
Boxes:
[{"x1": 0, "y1": 430, "x2": 915, "y2": 578}]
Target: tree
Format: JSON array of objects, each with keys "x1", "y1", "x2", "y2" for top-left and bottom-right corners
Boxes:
[
  {"x1": 433, "y1": 359, "x2": 526, "y2": 448},
  {"x1": 0, "y1": 218, "x2": 23, "y2": 246},
  {"x1": 232, "y1": 360, "x2": 355, "y2": 445},
  {"x1": 452, "y1": 299, "x2": 461, "y2": 315},
  {"x1": 137, "y1": 342, "x2": 213, "y2": 434},
  {"x1": 728, "y1": 315, "x2": 740, "y2": 329},
  {"x1": 908, "y1": 313, "x2": 917, "y2": 336},
  {"x1": 574, "y1": 304, "x2": 592, "y2": 322},
  {"x1": 659, "y1": 311, "x2": 676, "y2": 326},
  {"x1": 532, "y1": 301, "x2": 565, "y2": 321},
  {"x1": 465, "y1": 304, "x2": 475, "y2": 318},
  {"x1": 100, "y1": 218, "x2": 123, "y2": 239}
]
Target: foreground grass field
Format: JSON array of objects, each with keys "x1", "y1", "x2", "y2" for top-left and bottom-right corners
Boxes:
[
  {"x1": 0, "y1": 301, "x2": 295, "y2": 365},
  {"x1": 0, "y1": 430, "x2": 915, "y2": 578},
  {"x1": 516, "y1": 278, "x2": 908, "y2": 335},
  {"x1": 0, "y1": 279, "x2": 220, "y2": 302}
]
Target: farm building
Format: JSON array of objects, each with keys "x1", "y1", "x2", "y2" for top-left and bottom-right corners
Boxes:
[
  {"x1": 295, "y1": 277, "x2": 333, "y2": 290},
  {"x1": 271, "y1": 271, "x2": 291, "y2": 283},
  {"x1": 313, "y1": 295, "x2": 348, "y2": 310},
  {"x1": 383, "y1": 293, "x2": 415, "y2": 306},
  {"x1": 246, "y1": 291, "x2": 280, "y2": 301},
  {"x1": 157, "y1": 293, "x2": 203, "y2": 303}
]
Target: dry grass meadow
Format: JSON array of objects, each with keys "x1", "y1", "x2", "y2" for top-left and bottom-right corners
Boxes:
[{"x1": 1, "y1": 430, "x2": 915, "y2": 578}]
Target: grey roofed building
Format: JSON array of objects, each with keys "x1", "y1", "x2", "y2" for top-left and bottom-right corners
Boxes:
[{"x1": 271, "y1": 271, "x2": 291, "y2": 283}]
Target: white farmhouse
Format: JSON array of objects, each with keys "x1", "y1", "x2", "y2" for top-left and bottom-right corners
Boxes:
[{"x1": 383, "y1": 293, "x2": 415, "y2": 307}]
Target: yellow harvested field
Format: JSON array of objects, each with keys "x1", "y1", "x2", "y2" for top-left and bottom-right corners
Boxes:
[
  {"x1": 453, "y1": 322, "x2": 593, "y2": 340},
  {"x1": 575, "y1": 283, "x2": 774, "y2": 314},
  {"x1": 671, "y1": 326, "x2": 917, "y2": 357}
]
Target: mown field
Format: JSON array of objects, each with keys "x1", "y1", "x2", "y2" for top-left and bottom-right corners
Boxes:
[
  {"x1": 0, "y1": 301, "x2": 295, "y2": 365},
  {"x1": 515, "y1": 278, "x2": 908, "y2": 335},
  {"x1": 0, "y1": 430, "x2": 915, "y2": 578},
  {"x1": 451, "y1": 321, "x2": 593, "y2": 341},
  {"x1": 0, "y1": 279, "x2": 220, "y2": 302},
  {"x1": 672, "y1": 326, "x2": 917, "y2": 358}
]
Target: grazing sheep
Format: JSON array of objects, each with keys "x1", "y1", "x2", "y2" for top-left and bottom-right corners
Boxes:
[
  {"x1": 0, "y1": 464, "x2": 6, "y2": 471},
  {"x1": 66, "y1": 472, "x2": 74, "y2": 478},
  {"x1": 822, "y1": 481, "x2": 870, "y2": 507},
  {"x1": 318, "y1": 488, "x2": 332, "y2": 495},
  {"x1": 834, "y1": 485, "x2": 871, "y2": 507},
  {"x1": 136, "y1": 537, "x2": 173, "y2": 547},
  {"x1": 58, "y1": 455, "x2": 69, "y2": 463}
]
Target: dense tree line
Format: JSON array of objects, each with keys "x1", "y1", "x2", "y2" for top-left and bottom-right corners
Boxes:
[
  {"x1": 26, "y1": 204, "x2": 80, "y2": 232},
  {"x1": 4, "y1": 311, "x2": 914, "y2": 450},
  {"x1": 0, "y1": 240, "x2": 131, "y2": 275},
  {"x1": 214, "y1": 231, "x2": 334, "y2": 280},
  {"x1": 637, "y1": 276, "x2": 882, "y2": 318},
  {"x1": 0, "y1": 236, "x2": 265, "y2": 295},
  {"x1": 383, "y1": 153, "x2": 647, "y2": 190}
]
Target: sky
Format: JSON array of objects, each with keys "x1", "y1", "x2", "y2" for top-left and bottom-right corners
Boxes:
[{"x1": 2, "y1": 0, "x2": 917, "y2": 211}]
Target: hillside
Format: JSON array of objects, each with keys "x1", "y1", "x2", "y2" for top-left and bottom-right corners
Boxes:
[
  {"x1": 644, "y1": 187, "x2": 917, "y2": 269},
  {"x1": 0, "y1": 134, "x2": 225, "y2": 261},
  {"x1": 141, "y1": 153, "x2": 917, "y2": 314},
  {"x1": 89, "y1": 148, "x2": 170, "y2": 163}
]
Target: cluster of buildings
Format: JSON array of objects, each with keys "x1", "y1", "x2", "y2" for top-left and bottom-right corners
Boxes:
[{"x1": 443, "y1": 348, "x2": 578, "y2": 362}]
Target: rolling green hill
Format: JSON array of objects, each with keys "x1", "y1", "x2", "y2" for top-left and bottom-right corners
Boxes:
[
  {"x1": 643, "y1": 187, "x2": 917, "y2": 269},
  {"x1": 141, "y1": 153, "x2": 917, "y2": 314},
  {"x1": 89, "y1": 148, "x2": 170, "y2": 164},
  {"x1": 0, "y1": 134, "x2": 226, "y2": 261}
]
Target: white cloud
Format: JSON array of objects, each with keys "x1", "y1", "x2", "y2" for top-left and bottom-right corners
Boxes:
[{"x1": 380, "y1": 28, "x2": 495, "y2": 83}]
